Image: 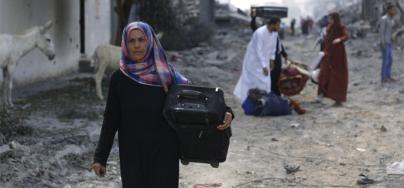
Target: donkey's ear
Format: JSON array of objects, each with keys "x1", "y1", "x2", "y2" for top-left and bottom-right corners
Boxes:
[
  {"x1": 156, "y1": 32, "x2": 164, "y2": 40},
  {"x1": 40, "y1": 20, "x2": 53, "y2": 34}
]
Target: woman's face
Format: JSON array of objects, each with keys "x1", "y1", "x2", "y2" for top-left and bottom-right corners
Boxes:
[
  {"x1": 328, "y1": 16, "x2": 334, "y2": 26},
  {"x1": 127, "y1": 29, "x2": 148, "y2": 61}
]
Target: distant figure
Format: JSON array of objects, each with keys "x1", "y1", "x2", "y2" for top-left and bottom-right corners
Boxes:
[
  {"x1": 317, "y1": 15, "x2": 329, "y2": 52},
  {"x1": 317, "y1": 13, "x2": 349, "y2": 107},
  {"x1": 251, "y1": 16, "x2": 258, "y2": 32},
  {"x1": 301, "y1": 18, "x2": 309, "y2": 35},
  {"x1": 380, "y1": 3, "x2": 397, "y2": 83},
  {"x1": 307, "y1": 16, "x2": 314, "y2": 34},
  {"x1": 291, "y1": 18, "x2": 296, "y2": 36},
  {"x1": 250, "y1": 9, "x2": 258, "y2": 32}
]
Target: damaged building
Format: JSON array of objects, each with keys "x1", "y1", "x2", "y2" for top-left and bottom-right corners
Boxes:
[{"x1": 0, "y1": 0, "x2": 112, "y2": 85}]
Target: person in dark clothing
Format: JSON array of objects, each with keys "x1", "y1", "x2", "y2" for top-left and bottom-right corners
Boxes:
[
  {"x1": 269, "y1": 18, "x2": 306, "y2": 114},
  {"x1": 269, "y1": 18, "x2": 288, "y2": 96},
  {"x1": 291, "y1": 18, "x2": 296, "y2": 36},
  {"x1": 250, "y1": 9, "x2": 258, "y2": 32},
  {"x1": 271, "y1": 40, "x2": 288, "y2": 96},
  {"x1": 301, "y1": 18, "x2": 309, "y2": 35},
  {"x1": 251, "y1": 16, "x2": 258, "y2": 32},
  {"x1": 90, "y1": 22, "x2": 234, "y2": 188}
]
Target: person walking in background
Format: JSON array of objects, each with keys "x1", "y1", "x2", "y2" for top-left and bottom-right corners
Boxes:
[
  {"x1": 380, "y1": 3, "x2": 397, "y2": 83},
  {"x1": 291, "y1": 18, "x2": 296, "y2": 36},
  {"x1": 250, "y1": 8, "x2": 258, "y2": 32},
  {"x1": 317, "y1": 13, "x2": 349, "y2": 107}
]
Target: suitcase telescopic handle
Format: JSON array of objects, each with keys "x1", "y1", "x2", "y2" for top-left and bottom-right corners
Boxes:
[{"x1": 177, "y1": 90, "x2": 208, "y2": 101}]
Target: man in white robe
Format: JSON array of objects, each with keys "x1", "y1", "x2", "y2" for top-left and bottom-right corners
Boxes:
[{"x1": 234, "y1": 17, "x2": 281, "y2": 103}]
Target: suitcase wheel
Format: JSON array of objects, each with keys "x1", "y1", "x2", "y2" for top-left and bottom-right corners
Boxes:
[
  {"x1": 181, "y1": 160, "x2": 189, "y2": 165},
  {"x1": 210, "y1": 163, "x2": 219, "y2": 168}
]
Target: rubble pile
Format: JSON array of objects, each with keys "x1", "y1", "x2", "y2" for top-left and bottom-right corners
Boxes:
[
  {"x1": 338, "y1": 2, "x2": 372, "y2": 39},
  {"x1": 168, "y1": 26, "x2": 249, "y2": 91}
]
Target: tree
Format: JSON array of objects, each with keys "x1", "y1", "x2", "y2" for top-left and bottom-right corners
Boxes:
[
  {"x1": 113, "y1": 0, "x2": 178, "y2": 45},
  {"x1": 113, "y1": 0, "x2": 134, "y2": 45},
  {"x1": 137, "y1": 0, "x2": 177, "y2": 32}
]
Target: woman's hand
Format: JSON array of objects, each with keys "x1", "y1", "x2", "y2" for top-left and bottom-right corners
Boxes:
[
  {"x1": 263, "y1": 67, "x2": 269, "y2": 76},
  {"x1": 270, "y1": 60, "x2": 275, "y2": 71},
  {"x1": 91, "y1": 162, "x2": 106, "y2": 177},
  {"x1": 217, "y1": 112, "x2": 233, "y2": 130},
  {"x1": 332, "y1": 38, "x2": 342, "y2": 44}
]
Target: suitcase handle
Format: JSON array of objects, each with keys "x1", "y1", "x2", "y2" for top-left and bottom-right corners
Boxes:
[{"x1": 178, "y1": 90, "x2": 208, "y2": 101}]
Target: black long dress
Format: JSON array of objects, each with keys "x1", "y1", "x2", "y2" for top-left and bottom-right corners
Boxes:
[
  {"x1": 94, "y1": 70, "x2": 180, "y2": 188},
  {"x1": 94, "y1": 70, "x2": 234, "y2": 188}
]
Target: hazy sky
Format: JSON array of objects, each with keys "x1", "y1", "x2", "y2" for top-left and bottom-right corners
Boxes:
[
  {"x1": 218, "y1": 0, "x2": 284, "y2": 10},
  {"x1": 217, "y1": 0, "x2": 329, "y2": 18}
]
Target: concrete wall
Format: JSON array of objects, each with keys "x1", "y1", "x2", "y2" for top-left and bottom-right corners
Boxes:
[
  {"x1": 362, "y1": 0, "x2": 404, "y2": 24},
  {"x1": 0, "y1": 0, "x2": 111, "y2": 85},
  {"x1": 199, "y1": 0, "x2": 215, "y2": 24},
  {"x1": 85, "y1": 0, "x2": 111, "y2": 57}
]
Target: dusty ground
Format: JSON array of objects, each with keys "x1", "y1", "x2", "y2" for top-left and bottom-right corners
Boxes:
[{"x1": 1, "y1": 25, "x2": 404, "y2": 188}]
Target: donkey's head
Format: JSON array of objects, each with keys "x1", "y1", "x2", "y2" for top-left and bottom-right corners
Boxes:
[{"x1": 36, "y1": 21, "x2": 55, "y2": 60}]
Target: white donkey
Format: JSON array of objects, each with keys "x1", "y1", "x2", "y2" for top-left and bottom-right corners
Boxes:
[
  {"x1": 92, "y1": 44, "x2": 120, "y2": 100},
  {"x1": 0, "y1": 21, "x2": 55, "y2": 108}
]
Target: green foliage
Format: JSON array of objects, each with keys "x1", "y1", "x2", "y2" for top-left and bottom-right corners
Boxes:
[
  {"x1": 136, "y1": 0, "x2": 177, "y2": 32},
  {"x1": 115, "y1": 0, "x2": 215, "y2": 50}
]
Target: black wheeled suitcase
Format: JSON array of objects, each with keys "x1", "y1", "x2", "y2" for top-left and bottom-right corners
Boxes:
[
  {"x1": 176, "y1": 128, "x2": 231, "y2": 168},
  {"x1": 163, "y1": 84, "x2": 232, "y2": 168}
]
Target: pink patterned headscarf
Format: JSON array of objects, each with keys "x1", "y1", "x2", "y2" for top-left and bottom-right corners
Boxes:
[{"x1": 119, "y1": 21, "x2": 188, "y2": 92}]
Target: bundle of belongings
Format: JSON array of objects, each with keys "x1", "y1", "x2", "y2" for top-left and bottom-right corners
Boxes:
[
  {"x1": 242, "y1": 88, "x2": 293, "y2": 116},
  {"x1": 278, "y1": 60, "x2": 310, "y2": 96},
  {"x1": 310, "y1": 52, "x2": 325, "y2": 84},
  {"x1": 163, "y1": 84, "x2": 231, "y2": 168}
]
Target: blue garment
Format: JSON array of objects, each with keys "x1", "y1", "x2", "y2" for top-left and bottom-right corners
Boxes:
[
  {"x1": 242, "y1": 97, "x2": 258, "y2": 116},
  {"x1": 259, "y1": 93, "x2": 292, "y2": 116},
  {"x1": 381, "y1": 43, "x2": 393, "y2": 81},
  {"x1": 242, "y1": 92, "x2": 292, "y2": 116}
]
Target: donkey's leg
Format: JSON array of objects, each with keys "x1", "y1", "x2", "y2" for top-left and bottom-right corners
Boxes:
[
  {"x1": 3, "y1": 67, "x2": 12, "y2": 108},
  {"x1": 5, "y1": 65, "x2": 15, "y2": 108},
  {"x1": 1, "y1": 68, "x2": 7, "y2": 108},
  {"x1": 6, "y1": 73, "x2": 14, "y2": 108},
  {"x1": 94, "y1": 59, "x2": 108, "y2": 100}
]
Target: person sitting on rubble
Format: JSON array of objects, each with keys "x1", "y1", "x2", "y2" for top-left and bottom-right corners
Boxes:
[
  {"x1": 234, "y1": 17, "x2": 306, "y2": 116},
  {"x1": 90, "y1": 21, "x2": 234, "y2": 188}
]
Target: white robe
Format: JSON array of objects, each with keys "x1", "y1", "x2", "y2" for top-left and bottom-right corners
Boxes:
[{"x1": 234, "y1": 26, "x2": 278, "y2": 102}]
